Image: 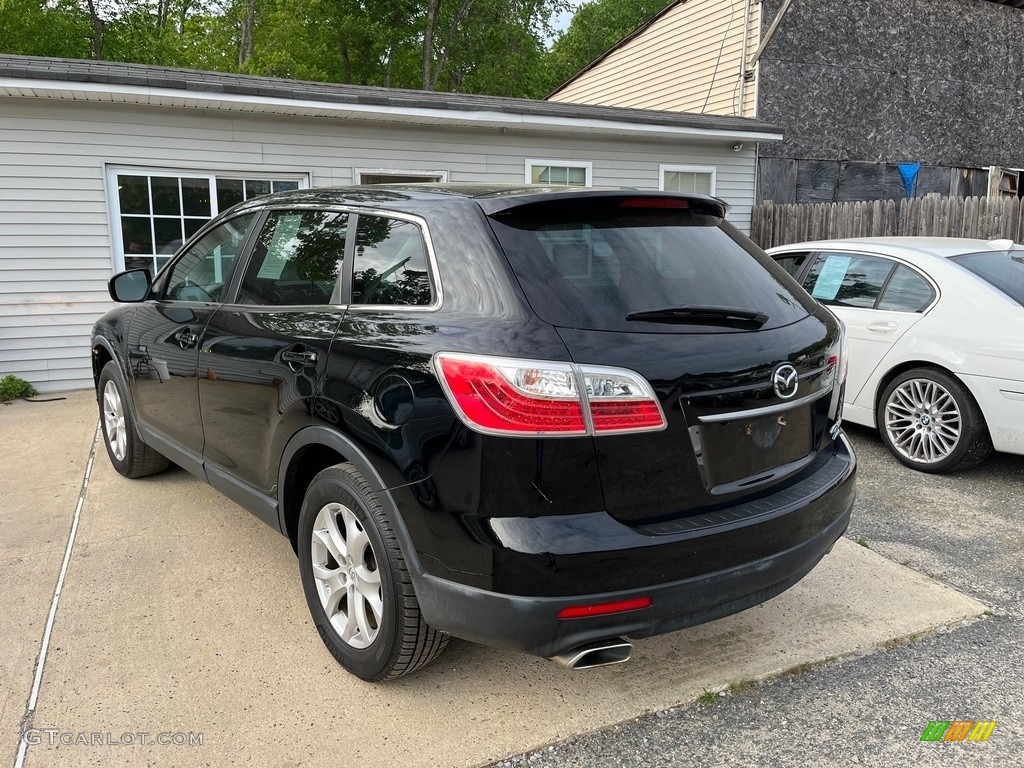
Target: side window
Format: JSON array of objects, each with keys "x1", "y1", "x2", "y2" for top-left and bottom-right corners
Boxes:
[
  {"x1": 163, "y1": 214, "x2": 254, "y2": 302},
  {"x1": 773, "y1": 251, "x2": 811, "y2": 278},
  {"x1": 352, "y1": 216, "x2": 433, "y2": 306},
  {"x1": 877, "y1": 265, "x2": 935, "y2": 312},
  {"x1": 803, "y1": 252, "x2": 895, "y2": 308},
  {"x1": 237, "y1": 210, "x2": 348, "y2": 306}
]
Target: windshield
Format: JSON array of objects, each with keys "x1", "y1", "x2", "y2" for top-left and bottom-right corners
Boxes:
[
  {"x1": 487, "y1": 198, "x2": 814, "y2": 333},
  {"x1": 950, "y1": 250, "x2": 1024, "y2": 306}
]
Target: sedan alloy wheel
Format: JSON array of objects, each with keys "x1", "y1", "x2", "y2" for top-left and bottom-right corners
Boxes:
[{"x1": 883, "y1": 377, "x2": 961, "y2": 464}]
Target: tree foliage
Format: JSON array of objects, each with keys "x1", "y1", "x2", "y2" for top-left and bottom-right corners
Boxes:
[{"x1": 0, "y1": 0, "x2": 669, "y2": 100}]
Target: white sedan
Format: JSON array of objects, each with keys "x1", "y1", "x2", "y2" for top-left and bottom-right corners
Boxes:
[{"x1": 767, "y1": 237, "x2": 1024, "y2": 473}]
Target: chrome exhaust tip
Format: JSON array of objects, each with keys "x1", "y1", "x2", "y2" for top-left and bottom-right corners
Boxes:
[{"x1": 551, "y1": 638, "x2": 634, "y2": 669}]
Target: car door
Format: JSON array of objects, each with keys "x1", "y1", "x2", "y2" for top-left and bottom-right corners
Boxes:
[
  {"x1": 799, "y1": 251, "x2": 936, "y2": 403},
  {"x1": 198, "y1": 208, "x2": 348, "y2": 514},
  {"x1": 126, "y1": 213, "x2": 257, "y2": 467}
]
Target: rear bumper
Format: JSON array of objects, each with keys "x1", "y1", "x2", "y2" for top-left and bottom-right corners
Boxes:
[{"x1": 414, "y1": 435, "x2": 856, "y2": 658}]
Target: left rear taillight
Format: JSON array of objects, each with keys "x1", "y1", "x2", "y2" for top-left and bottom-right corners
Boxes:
[{"x1": 434, "y1": 352, "x2": 667, "y2": 437}]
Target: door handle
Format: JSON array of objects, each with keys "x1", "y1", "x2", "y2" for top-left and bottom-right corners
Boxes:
[
  {"x1": 866, "y1": 321, "x2": 898, "y2": 335},
  {"x1": 172, "y1": 329, "x2": 199, "y2": 349},
  {"x1": 281, "y1": 349, "x2": 318, "y2": 368}
]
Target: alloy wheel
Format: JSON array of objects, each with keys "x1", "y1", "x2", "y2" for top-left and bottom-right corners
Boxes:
[
  {"x1": 883, "y1": 378, "x2": 961, "y2": 464},
  {"x1": 102, "y1": 380, "x2": 127, "y2": 461},
  {"x1": 310, "y1": 502, "x2": 384, "y2": 649}
]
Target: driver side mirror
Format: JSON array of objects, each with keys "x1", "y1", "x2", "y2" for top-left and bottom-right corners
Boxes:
[{"x1": 108, "y1": 269, "x2": 152, "y2": 303}]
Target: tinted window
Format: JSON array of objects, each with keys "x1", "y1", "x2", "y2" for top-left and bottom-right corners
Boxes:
[
  {"x1": 238, "y1": 210, "x2": 348, "y2": 306},
  {"x1": 773, "y1": 251, "x2": 811, "y2": 278},
  {"x1": 352, "y1": 216, "x2": 433, "y2": 306},
  {"x1": 487, "y1": 198, "x2": 812, "y2": 333},
  {"x1": 804, "y1": 252, "x2": 894, "y2": 308},
  {"x1": 163, "y1": 214, "x2": 254, "y2": 302},
  {"x1": 950, "y1": 250, "x2": 1024, "y2": 306},
  {"x1": 877, "y1": 265, "x2": 935, "y2": 312}
]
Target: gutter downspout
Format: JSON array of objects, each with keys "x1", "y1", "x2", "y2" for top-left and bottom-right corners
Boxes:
[{"x1": 737, "y1": 0, "x2": 753, "y2": 116}]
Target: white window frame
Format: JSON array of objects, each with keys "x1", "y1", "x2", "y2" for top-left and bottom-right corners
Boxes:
[
  {"x1": 105, "y1": 165, "x2": 310, "y2": 273},
  {"x1": 354, "y1": 168, "x2": 449, "y2": 184},
  {"x1": 525, "y1": 159, "x2": 593, "y2": 187},
  {"x1": 659, "y1": 164, "x2": 718, "y2": 196}
]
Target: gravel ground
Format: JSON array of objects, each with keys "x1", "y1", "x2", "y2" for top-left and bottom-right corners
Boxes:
[{"x1": 490, "y1": 425, "x2": 1024, "y2": 767}]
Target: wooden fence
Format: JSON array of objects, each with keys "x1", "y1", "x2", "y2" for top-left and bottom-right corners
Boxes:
[{"x1": 750, "y1": 195, "x2": 1024, "y2": 249}]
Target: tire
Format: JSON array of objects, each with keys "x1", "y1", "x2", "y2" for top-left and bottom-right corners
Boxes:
[
  {"x1": 298, "y1": 463, "x2": 448, "y2": 681},
  {"x1": 877, "y1": 367, "x2": 992, "y2": 474},
  {"x1": 97, "y1": 361, "x2": 170, "y2": 478}
]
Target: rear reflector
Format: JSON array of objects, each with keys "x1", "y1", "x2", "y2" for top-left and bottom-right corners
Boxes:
[
  {"x1": 434, "y1": 353, "x2": 667, "y2": 437},
  {"x1": 557, "y1": 597, "x2": 653, "y2": 620}
]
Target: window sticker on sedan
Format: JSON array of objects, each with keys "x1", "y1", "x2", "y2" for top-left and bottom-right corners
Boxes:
[{"x1": 811, "y1": 255, "x2": 851, "y2": 301}]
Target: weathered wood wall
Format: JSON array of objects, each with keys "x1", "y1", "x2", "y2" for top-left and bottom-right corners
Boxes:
[{"x1": 751, "y1": 196, "x2": 1024, "y2": 249}]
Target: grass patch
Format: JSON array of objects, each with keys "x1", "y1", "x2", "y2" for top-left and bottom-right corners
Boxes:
[
  {"x1": 697, "y1": 689, "x2": 717, "y2": 705},
  {"x1": 856, "y1": 536, "x2": 870, "y2": 548}
]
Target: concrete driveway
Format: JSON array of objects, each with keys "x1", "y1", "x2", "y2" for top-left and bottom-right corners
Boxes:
[{"x1": 1, "y1": 392, "x2": 986, "y2": 767}]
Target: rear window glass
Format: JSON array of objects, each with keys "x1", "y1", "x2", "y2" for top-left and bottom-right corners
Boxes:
[
  {"x1": 950, "y1": 250, "x2": 1024, "y2": 306},
  {"x1": 487, "y1": 199, "x2": 813, "y2": 333}
]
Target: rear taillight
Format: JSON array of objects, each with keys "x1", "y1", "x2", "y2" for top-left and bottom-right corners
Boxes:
[
  {"x1": 824, "y1": 323, "x2": 848, "y2": 430},
  {"x1": 434, "y1": 352, "x2": 667, "y2": 437}
]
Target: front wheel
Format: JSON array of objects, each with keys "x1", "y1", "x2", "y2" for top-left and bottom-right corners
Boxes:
[
  {"x1": 97, "y1": 361, "x2": 169, "y2": 478},
  {"x1": 877, "y1": 368, "x2": 991, "y2": 473},
  {"x1": 297, "y1": 463, "x2": 448, "y2": 681}
]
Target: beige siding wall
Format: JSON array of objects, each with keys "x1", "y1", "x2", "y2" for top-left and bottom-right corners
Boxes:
[
  {"x1": 550, "y1": 0, "x2": 760, "y2": 118},
  {"x1": 0, "y1": 100, "x2": 757, "y2": 392}
]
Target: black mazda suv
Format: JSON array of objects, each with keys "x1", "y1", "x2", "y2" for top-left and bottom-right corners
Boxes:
[{"x1": 92, "y1": 185, "x2": 856, "y2": 681}]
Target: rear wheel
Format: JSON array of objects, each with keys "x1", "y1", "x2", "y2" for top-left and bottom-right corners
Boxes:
[
  {"x1": 97, "y1": 361, "x2": 169, "y2": 478},
  {"x1": 877, "y1": 368, "x2": 991, "y2": 473},
  {"x1": 297, "y1": 463, "x2": 448, "y2": 681}
]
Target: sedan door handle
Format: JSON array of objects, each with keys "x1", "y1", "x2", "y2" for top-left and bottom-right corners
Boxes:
[
  {"x1": 172, "y1": 329, "x2": 199, "y2": 349},
  {"x1": 866, "y1": 321, "x2": 898, "y2": 335},
  {"x1": 281, "y1": 349, "x2": 318, "y2": 368}
]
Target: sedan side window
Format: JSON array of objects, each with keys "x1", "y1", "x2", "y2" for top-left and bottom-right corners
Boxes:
[
  {"x1": 877, "y1": 265, "x2": 935, "y2": 312},
  {"x1": 164, "y1": 214, "x2": 255, "y2": 302},
  {"x1": 237, "y1": 210, "x2": 348, "y2": 306},
  {"x1": 803, "y1": 252, "x2": 895, "y2": 308},
  {"x1": 773, "y1": 251, "x2": 811, "y2": 278},
  {"x1": 352, "y1": 216, "x2": 433, "y2": 306}
]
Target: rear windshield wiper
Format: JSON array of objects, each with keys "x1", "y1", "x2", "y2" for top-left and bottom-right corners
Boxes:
[{"x1": 625, "y1": 306, "x2": 769, "y2": 328}]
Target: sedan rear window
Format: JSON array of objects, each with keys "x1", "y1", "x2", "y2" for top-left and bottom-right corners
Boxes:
[
  {"x1": 950, "y1": 250, "x2": 1024, "y2": 306},
  {"x1": 487, "y1": 198, "x2": 813, "y2": 333}
]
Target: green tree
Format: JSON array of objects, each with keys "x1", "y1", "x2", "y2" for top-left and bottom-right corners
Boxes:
[
  {"x1": 0, "y1": 0, "x2": 93, "y2": 59},
  {"x1": 543, "y1": 0, "x2": 673, "y2": 94}
]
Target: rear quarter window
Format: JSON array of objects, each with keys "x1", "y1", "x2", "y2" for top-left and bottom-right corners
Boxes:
[
  {"x1": 486, "y1": 199, "x2": 813, "y2": 333},
  {"x1": 950, "y1": 250, "x2": 1024, "y2": 306}
]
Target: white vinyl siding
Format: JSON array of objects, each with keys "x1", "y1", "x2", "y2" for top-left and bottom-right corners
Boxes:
[
  {"x1": 0, "y1": 102, "x2": 756, "y2": 392},
  {"x1": 549, "y1": 0, "x2": 761, "y2": 118}
]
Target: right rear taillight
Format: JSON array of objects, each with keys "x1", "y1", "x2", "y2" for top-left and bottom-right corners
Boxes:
[{"x1": 434, "y1": 352, "x2": 667, "y2": 437}]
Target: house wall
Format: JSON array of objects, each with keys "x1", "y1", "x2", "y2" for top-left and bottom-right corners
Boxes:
[
  {"x1": 757, "y1": 0, "x2": 1024, "y2": 201},
  {"x1": 549, "y1": 0, "x2": 760, "y2": 118},
  {"x1": 0, "y1": 99, "x2": 758, "y2": 392}
]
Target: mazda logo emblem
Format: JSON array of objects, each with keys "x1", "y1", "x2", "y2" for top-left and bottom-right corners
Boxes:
[{"x1": 773, "y1": 364, "x2": 799, "y2": 399}]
